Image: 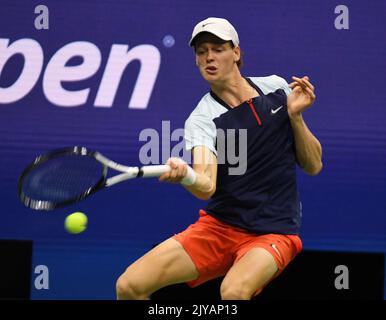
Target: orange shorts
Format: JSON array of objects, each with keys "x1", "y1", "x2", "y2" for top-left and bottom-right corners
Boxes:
[{"x1": 173, "y1": 210, "x2": 302, "y2": 295}]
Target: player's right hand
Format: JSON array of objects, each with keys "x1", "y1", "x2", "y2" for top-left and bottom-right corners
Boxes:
[{"x1": 159, "y1": 157, "x2": 188, "y2": 184}]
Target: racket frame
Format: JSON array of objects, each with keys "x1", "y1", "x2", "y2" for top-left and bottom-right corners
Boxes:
[
  {"x1": 18, "y1": 147, "x2": 107, "y2": 210},
  {"x1": 18, "y1": 146, "x2": 186, "y2": 211}
]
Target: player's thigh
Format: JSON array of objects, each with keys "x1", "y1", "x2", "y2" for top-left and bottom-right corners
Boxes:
[
  {"x1": 118, "y1": 237, "x2": 199, "y2": 291},
  {"x1": 221, "y1": 247, "x2": 278, "y2": 297}
]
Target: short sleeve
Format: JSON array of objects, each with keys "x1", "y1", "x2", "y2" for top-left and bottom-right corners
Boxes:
[
  {"x1": 274, "y1": 75, "x2": 292, "y2": 96},
  {"x1": 184, "y1": 114, "x2": 217, "y2": 156}
]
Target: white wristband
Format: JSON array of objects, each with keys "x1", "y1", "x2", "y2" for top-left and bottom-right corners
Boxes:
[{"x1": 181, "y1": 165, "x2": 197, "y2": 186}]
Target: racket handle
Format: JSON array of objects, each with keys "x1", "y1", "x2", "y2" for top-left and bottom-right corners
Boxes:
[
  {"x1": 140, "y1": 165, "x2": 170, "y2": 177},
  {"x1": 141, "y1": 164, "x2": 196, "y2": 185}
]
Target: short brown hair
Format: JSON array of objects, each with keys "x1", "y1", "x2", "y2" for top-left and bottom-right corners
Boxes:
[{"x1": 193, "y1": 32, "x2": 243, "y2": 69}]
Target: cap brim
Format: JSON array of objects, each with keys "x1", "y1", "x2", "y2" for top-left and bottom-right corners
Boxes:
[{"x1": 188, "y1": 31, "x2": 233, "y2": 47}]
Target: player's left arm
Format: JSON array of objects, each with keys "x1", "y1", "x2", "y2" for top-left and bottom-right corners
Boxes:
[{"x1": 287, "y1": 76, "x2": 323, "y2": 176}]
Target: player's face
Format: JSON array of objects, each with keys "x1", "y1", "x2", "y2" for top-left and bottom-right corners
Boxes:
[{"x1": 195, "y1": 42, "x2": 239, "y2": 83}]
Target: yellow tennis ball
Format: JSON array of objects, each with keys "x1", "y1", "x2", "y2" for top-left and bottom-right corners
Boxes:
[{"x1": 64, "y1": 212, "x2": 88, "y2": 234}]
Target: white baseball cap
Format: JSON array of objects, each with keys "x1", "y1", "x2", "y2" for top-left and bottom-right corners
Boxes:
[{"x1": 189, "y1": 17, "x2": 239, "y2": 47}]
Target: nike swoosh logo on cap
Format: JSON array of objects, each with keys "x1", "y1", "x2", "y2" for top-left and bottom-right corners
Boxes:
[{"x1": 202, "y1": 22, "x2": 215, "y2": 27}]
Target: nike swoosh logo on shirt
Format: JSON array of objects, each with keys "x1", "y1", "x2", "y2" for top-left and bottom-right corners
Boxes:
[{"x1": 271, "y1": 105, "x2": 284, "y2": 114}]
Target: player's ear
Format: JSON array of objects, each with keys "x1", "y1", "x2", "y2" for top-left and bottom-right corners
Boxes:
[{"x1": 233, "y1": 46, "x2": 241, "y2": 63}]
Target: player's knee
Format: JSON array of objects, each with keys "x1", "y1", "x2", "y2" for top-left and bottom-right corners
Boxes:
[
  {"x1": 220, "y1": 282, "x2": 252, "y2": 300},
  {"x1": 116, "y1": 275, "x2": 147, "y2": 300}
]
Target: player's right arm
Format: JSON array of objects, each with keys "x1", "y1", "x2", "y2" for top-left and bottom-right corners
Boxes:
[
  {"x1": 184, "y1": 145, "x2": 217, "y2": 200},
  {"x1": 159, "y1": 145, "x2": 217, "y2": 200}
]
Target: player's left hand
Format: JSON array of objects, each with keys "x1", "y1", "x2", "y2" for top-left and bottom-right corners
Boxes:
[{"x1": 287, "y1": 76, "x2": 316, "y2": 118}]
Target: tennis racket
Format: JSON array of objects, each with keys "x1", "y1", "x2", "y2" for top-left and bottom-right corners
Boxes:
[{"x1": 17, "y1": 146, "x2": 195, "y2": 211}]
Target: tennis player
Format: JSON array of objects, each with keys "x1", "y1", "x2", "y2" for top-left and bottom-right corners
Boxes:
[{"x1": 116, "y1": 17, "x2": 322, "y2": 300}]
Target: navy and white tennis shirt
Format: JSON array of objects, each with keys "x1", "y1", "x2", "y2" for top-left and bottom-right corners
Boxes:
[{"x1": 184, "y1": 75, "x2": 301, "y2": 235}]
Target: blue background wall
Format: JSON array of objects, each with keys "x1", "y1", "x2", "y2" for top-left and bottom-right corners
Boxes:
[{"x1": 0, "y1": 0, "x2": 385, "y2": 299}]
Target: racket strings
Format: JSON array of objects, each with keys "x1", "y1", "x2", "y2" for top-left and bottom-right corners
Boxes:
[{"x1": 21, "y1": 155, "x2": 105, "y2": 204}]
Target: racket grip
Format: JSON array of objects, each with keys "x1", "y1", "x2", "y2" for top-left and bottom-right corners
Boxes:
[
  {"x1": 141, "y1": 165, "x2": 170, "y2": 177},
  {"x1": 181, "y1": 165, "x2": 197, "y2": 186}
]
